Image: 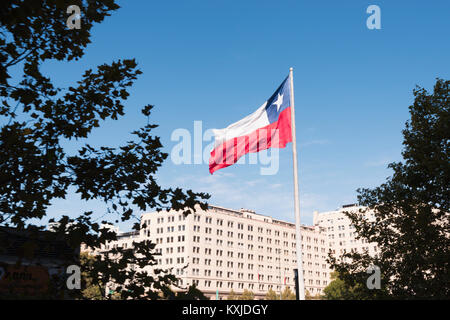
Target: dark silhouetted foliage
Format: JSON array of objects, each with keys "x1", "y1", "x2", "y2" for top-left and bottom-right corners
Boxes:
[
  {"x1": 0, "y1": 0, "x2": 209, "y2": 299},
  {"x1": 329, "y1": 79, "x2": 449, "y2": 299}
]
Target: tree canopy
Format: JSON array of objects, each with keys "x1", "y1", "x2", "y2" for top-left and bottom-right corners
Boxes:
[
  {"x1": 227, "y1": 289, "x2": 239, "y2": 300},
  {"x1": 0, "y1": 0, "x2": 209, "y2": 299},
  {"x1": 329, "y1": 79, "x2": 449, "y2": 299},
  {"x1": 265, "y1": 288, "x2": 279, "y2": 300},
  {"x1": 280, "y1": 286, "x2": 296, "y2": 300},
  {"x1": 240, "y1": 289, "x2": 255, "y2": 300}
]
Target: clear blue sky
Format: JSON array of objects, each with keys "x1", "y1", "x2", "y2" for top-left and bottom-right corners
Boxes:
[{"x1": 43, "y1": 0, "x2": 450, "y2": 230}]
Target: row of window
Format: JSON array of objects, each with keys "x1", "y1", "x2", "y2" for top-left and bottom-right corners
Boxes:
[
  {"x1": 192, "y1": 279, "x2": 328, "y2": 292},
  {"x1": 148, "y1": 214, "x2": 325, "y2": 245},
  {"x1": 157, "y1": 257, "x2": 186, "y2": 265},
  {"x1": 154, "y1": 235, "x2": 185, "y2": 244},
  {"x1": 152, "y1": 215, "x2": 186, "y2": 224},
  {"x1": 189, "y1": 268, "x2": 329, "y2": 282}
]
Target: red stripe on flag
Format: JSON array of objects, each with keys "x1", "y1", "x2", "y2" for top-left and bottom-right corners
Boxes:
[{"x1": 209, "y1": 107, "x2": 292, "y2": 174}]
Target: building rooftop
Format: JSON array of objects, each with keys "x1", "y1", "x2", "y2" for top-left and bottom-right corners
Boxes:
[{"x1": 208, "y1": 205, "x2": 310, "y2": 229}]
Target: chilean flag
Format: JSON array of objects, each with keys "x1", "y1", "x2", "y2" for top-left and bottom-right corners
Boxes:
[{"x1": 209, "y1": 76, "x2": 292, "y2": 174}]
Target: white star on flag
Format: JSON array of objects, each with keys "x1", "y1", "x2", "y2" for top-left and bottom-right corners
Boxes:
[{"x1": 273, "y1": 93, "x2": 284, "y2": 112}]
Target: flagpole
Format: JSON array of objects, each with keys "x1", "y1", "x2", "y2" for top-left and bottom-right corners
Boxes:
[{"x1": 289, "y1": 67, "x2": 306, "y2": 300}]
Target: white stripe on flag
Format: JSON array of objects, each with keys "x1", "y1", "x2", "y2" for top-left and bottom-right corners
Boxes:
[{"x1": 212, "y1": 101, "x2": 270, "y2": 149}]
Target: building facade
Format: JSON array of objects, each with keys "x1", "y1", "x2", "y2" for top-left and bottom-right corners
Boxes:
[
  {"x1": 101, "y1": 205, "x2": 331, "y2": 299},
  {"x1": 313, "y1": 204, "x2": 379, "y2": 257}
]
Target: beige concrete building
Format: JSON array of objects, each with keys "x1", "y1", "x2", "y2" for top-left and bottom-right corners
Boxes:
[
  {"x1": 313, "y1": 204, "x2": 379, "y2": 258},
  {"x1": 88, "y1": 204, "x2": 384, "y2": 299},
  {"x1": 100, "y1": 205, "x2": 331, "y2": 299}
]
